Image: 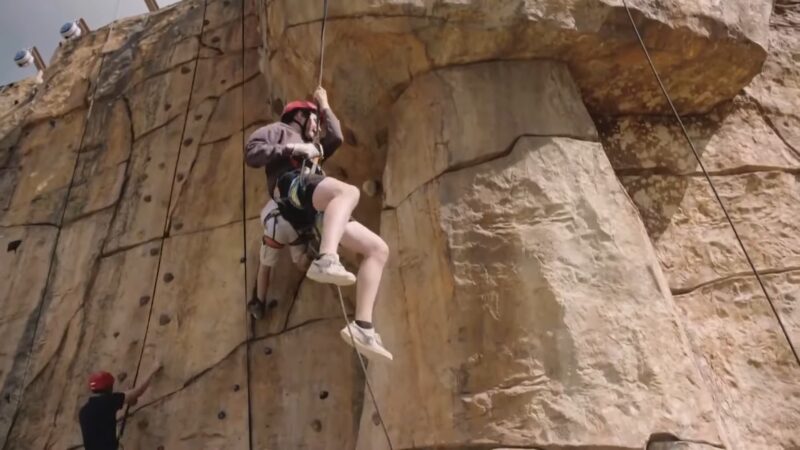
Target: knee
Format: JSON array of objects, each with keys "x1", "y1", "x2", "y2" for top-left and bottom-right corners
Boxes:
[
  {"x1": 370, "y1": 238, "x2": 390, "y2": 265},
  {"x1": 326, "y1": 179, "x2": 360, "y2": 202},
  {"x1": 342, "y1": 183, "x2": 360, "y2": 203}
]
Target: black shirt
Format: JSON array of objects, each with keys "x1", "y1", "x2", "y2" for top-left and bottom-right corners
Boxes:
[{"x1": 79, "y1": 392, "x2": 125, "y2": 450}]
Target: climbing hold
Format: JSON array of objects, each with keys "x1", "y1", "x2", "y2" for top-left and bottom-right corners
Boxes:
[
  {"x1": 194, "y1": 114, "x2": 203, "y2": 121},
  {"x1": 183, "y1": 137, "x2": 193, "y2": 146},
  {"x1": 220, "y1": 78, "x2": 227, "y2": 85},
  {"x1": 163, "y1": 273, "x2": 174, "y2": 283},
  {"x1": 267, "y1": 299, "x2": 278, "y2": 309},
  {"x1": 211, "y1": 36, "x2": 221, "y2": 44},
  {"x1": 180, "y1": 66, "x2": 191, "y2": 74},
  {"x1": 157, "y1": 446, "x2": 164, "y2": 450},
  {"x1": 173, "y1": 222, "x2": 183, "y2": 231},
  {"x1": 150, "y1": 248, "x2": 159, "y2": 256},
  {"x1": 143, "y1": 195, "x2": 152, "y2": 203},
  {"x1": 176, "y1": 173, "x2": 185, "y2": 182},
  {"x1": 203, "y1": 19, "x2": 210, "y2": 26},
  {"x1": 310, "y1": 419, "x2": 322, "y2": 432},
  {"x1": 158, "y1": 314, "x2": 171, "y2": 326},
  {"x1": 6, "y1": 240, "x2": 22, "y2": 253},
  {"x1": 164, "y1": 103, "x2": 172, "y2": 111},
  {"x1": 13, "y1": 99, "x2": 18, "y2": 105},
  {"x1": 49, "y1": 119, "x2": 56, "y2": 128},
  {"x1": 319, "y1": 390, "x2": 328, "y2": 400},
  {"x1": 113, "y1": 331, "x2": 120, "y2": 338},
  {"x1": 218, "y1": 410, "x2": 226, "y2": 420},
  {"x1": 362, "y1": 180, "x2": 382, "y2": 197},
  {"x1": 139, "y1": 295, "x2": 150, "y2": 306},
  {"x1": 263, "y1": 347, "x2": 272, "y2": 356},
  {"x1": 372, "y1": 412, "x2": 381, "y2": 426},
  {"x1": 240, "y1": 256, "x2": 246, "y2": 263},
  {"x1": 223, "y1": 0, "x2": 230, "y2": 5},
  {"x1": 138, "y1": 418, "x2": 149, "y2": 430},
  {"x1": 158, "y1": 162, "x2": 166, "y2": 169},
  {"x1": 233, "y1": 384, "x2": 240, "y2": 392},
  {"x1": 117, "y1": 372, "x2": 127, "y2": 382}
]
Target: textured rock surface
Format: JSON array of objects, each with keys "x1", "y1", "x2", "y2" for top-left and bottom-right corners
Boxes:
[
  {"x1": 359, "y1": 61, "x2": 721, "y2": 450},
  {"x1": 597, "y1": 3, "x2": 800, "y2": 449},
  {"x1": 0, "y1": 0, "x2": 798, "y2": 449}
]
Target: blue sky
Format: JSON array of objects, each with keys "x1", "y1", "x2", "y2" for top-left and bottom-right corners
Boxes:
[{"x1": 0, "y1": 0, "x2": 180, "y2": 85}]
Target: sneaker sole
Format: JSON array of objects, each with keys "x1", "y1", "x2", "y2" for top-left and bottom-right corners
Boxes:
[
  {"x1": 339, "y1": 328, "x2": 394, "y2": 362},
  {"x1": 306, "y1": 267, "x2": 356, "y2": 286}
]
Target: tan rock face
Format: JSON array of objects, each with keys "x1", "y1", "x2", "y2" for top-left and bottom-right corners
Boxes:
[
  {"x1": 597, "y1": 4, "x2": 800, "y2": 449},
  {"x1": 1, "y1": 0, "x2": 798, "y2": 449},
  {"x1": 359, "y1": 60, "x2": 721, "y2": 449},
  {"x1": 264, "y1": 0, "x2": 770, "y2": 116}
]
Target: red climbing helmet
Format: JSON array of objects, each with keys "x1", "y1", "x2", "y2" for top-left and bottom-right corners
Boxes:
[
  {"x1": 88, "y1": 371, "x2": 115, "y2": 392},
  {"x1": 281, "y1": 100, "x2": 318, "y2": 120}
]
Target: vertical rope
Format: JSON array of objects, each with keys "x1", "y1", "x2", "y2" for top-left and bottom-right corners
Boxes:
[
  {"x1": 118, "y1": 0, "x2": 210, "y2": 439},
  {"x1": 240, "y1": 0, "x2": 256, "y2": 449},
  {"x1": 311, "y1": 0, "x2": 393, "y2": 446}
]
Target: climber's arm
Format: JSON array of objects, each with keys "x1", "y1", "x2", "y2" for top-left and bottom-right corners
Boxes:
[
  {"x1": 245, "y1": 124, "x2": 293, "y2": 167},
  {"x1": 314, "y1": 87, "x2": 343, "y2": 158},
  {"x1": 123, "y1": 363, "x2": 162, "y2": 406}
]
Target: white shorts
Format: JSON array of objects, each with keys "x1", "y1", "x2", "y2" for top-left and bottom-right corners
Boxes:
[{"x1": 259, "y1": 201, "x2": 307, "y2": 267}]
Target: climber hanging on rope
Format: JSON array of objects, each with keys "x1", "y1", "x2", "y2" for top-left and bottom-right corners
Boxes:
[
  {"x1": 78, "y1": 363, "x2": 162, "y2": 450},
  {"x1": 244, "y1": 87, "x2": 393, "y2": 362},
  {"x1": 247, "y1": 198, "x2": 317, "y2": 320}
]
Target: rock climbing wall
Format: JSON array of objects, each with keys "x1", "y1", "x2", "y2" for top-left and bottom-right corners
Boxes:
[{"x1": 0, "y1": 0, "x2": 797, "y2": 449}]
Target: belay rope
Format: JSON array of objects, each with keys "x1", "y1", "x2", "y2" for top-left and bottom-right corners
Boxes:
[
  {"x1": 313, "y1": 0, "x2": 396, "y2": 449},
  {"x1": 620, "y1": 0, "x2": 800, "y2": 366}
]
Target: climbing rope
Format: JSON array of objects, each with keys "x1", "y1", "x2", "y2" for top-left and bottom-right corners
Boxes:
[
  {"x1": 317, "y1": 0, "x2": 329, "y2": 88},
  {"x1": 336, "y1": 286, "x2": 395, "y2": 450},
  {"x1": 310, "y1": 0, "x2": 394, "y2": 446},
  {"x1": 621, "y1": 0, "x2": 800, "y2": 366},
  {"x1": 119, "y1": 0, "x2": 210, "y2": 440},
  {"x1": 239, "y1": 0, "x2": 256, "y2": 448}
]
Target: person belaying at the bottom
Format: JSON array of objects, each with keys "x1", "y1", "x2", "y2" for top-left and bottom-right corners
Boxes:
[
  {"x1": 245, "y1": 86, "x2": 392, "y2": 362},
  {"x1": 247, "y1": 198, "x2": 317, "y2": 320},
  {"x1": 78, "y1": 363, "x2": 162, "y2": 450}
]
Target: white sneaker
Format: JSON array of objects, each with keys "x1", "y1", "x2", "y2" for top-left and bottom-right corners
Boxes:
[
  {"x1": 340, "y1": 322, "x2": 393, "y2": 362},
  {"x1": 306, "y1": 254, "x2": 356, "y2": 286}
]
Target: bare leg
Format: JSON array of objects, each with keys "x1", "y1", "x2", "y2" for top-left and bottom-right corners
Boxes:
[
  {"x1": 339, "y1": 221, "x2": 389, "y2": 322},
  {"x1": 311, "y1": 178, "x2": 360, "y2": 256}
]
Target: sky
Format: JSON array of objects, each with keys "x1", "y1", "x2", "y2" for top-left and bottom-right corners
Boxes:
[{"x1": 0, "y1": 0, "x2": 181, "y2": 85}]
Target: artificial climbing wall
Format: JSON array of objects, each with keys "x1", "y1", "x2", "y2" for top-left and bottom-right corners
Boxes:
[
  {"x1": 1, "y1": 0, "x2": 799, "y2": 449},
  {"x1": 0, "y1": 1, "x2": 362, "y2": 448}
]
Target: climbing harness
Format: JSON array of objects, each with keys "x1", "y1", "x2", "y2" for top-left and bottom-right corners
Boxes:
[
  {"x1": 621, "y1": 0, "x2": 800, "y2": 366},
  {"x1": 263, "y1": 205, "x2": 322, "y2": 249}
]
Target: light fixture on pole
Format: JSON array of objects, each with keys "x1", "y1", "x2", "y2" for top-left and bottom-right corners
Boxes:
[
  {"x1": 60, "y1": 18, "x2": 90, "y2": 41},
  {"x1": 14, "y1": 47, "x2": 46, "y2": 72}
]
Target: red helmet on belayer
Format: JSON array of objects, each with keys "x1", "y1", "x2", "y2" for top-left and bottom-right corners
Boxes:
[{"x1": 88, "y1": 371, "x2": 115, "y2": 392}]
